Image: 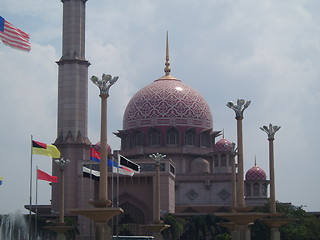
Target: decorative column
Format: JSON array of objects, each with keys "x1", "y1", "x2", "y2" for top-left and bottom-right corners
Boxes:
[
  {"x1": 149, "y1": 153, "x2": 166, "y2": 224},
  {"x1": 227, "y1": 99, "x2": 251, "y2": 208},
  {"x1": 55, "y1": 158, "x2": 71, "y2": 223},
  {"x1": 260, "y1": 124, "x2": 280, "y2": 214},
  {"x1": 45, "y1": 158, "x2": 73, "y2": 240},
  {"x1": 140, "y1": 153, "x2": 169, "y2": 240},
  {"x1": 90, "y1": 74, "x2": 118, "y2": 206},
  {"x1": 230, "y1": 142, "x2": 238, "y2": 210},
  {"x1": 260, "y1": 124, "x2": 297, "y2": 240},
  {"x1": 70, "y1": 74, "x2": 123, "y2": 240}
]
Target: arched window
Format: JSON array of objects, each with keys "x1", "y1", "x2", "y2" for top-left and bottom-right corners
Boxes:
[
  {"x1": 167, "y1": 129, "x2": 179, "y2": 145},
  {"x1": 214, "y1": 155, "x2": 219, "y2": 167},
  {"x1": 185, "y1": 131, "x2": 194, "y2": 146},
  {"x1": 119, "y1": 201, "x2": 145, "y2": 224},
  {"x1": 229, "y1": 156, "x2": 233, "y2": 167},
  {"x1": 221, "y1": 154, "x2": 227, "y2": 167},
  {"x1": 134, "y1": 132, "x2": 142, "y2": 147},
  {"x1": 262, "y1": 183, "x2": 267, "y2": 196},
  {"x1": 149, "y1": 130, "x2": 160, "y2": 146},
  {"x1": 246, "y1": 183, "x2": 251, "y2": 196},
  {"x1": 253, "y1": 183, "x2": 259, "y2": 196},
  {"x1": 200, "y1": 133, "x2": 208, "y2": 147},
  {"x1": 122, "y1": 135, "x2": 130, "y2": 149}
]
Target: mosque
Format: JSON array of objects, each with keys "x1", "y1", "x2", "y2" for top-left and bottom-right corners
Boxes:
[
  {"x1": 109, "y1": 39, "x2": 269, "y2": 234},
  {"x1": 45, "y1": 0, "x2": 270, "y2": 238}
]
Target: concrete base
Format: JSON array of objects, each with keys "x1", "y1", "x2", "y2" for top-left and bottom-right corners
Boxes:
[
  {"x1": 44, "y1": 223, "x2": 74, "y2": 240},
  {"x1": 216, "y1": 212, "x2": 269, "y2": 225},
  {"x1": 219, "y1": 222, "x2": 251, "y2": 240},
  {"x1": 219, "y1": 222, "x2": 238, "y2": 240},
  {"x1": 232, "y1": 206, "x2": 254, "y2": 213},
  {"x1": 70, "y1": 207, "x2": 123, "y2": 240},
  {"x1": 262, "y1": 218, "x2": 297, "y2": 240},
  {"x1": 217, "y1": 212, "x2": 269, "y2": 240},
  {"x1": 140, "y1": 224, "x2": 170, "y2": 240},
  {"x1": 70, "y1": 207, "x2": 123, "y2": 222},
  {"x1": 262, "y1": 217, "x2": 296, "y2": 228}
]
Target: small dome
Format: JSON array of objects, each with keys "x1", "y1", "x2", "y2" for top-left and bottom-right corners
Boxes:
[
  {"x1": 246, "y1": 165, "x2": 267, "y2": 181},
  {"x1": 213, "y1": 138, "x2": 233, "y2": 152},
  {"x1": 190, "y1": 157, "x2": 209, "y2": 174},
  {"x1": 93, "y1": 141, "x2": 112, "y2": 155}
]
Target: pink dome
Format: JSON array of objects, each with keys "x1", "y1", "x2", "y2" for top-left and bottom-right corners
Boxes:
[
  {"x1": 93, "y1": 141, "x2": 112, "y2": 155},
  {"x1": 245, "y1": 165, "x2": 267, "y2": 181},
  {"x1": 213, "y1": 138, "x2": 233, "y2": 152},
  {"x1": 123, "y1": 77, "x2": 213, "y2": 130}
]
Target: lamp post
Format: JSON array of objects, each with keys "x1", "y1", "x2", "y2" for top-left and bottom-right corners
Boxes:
[
  {"x1": 260, "y1": 123, "x2": 281, "y2": 214},
  {"x1": 227, "y1": 98, "x2": 251, "y2": 208},
  {"x1": 91, "y1": 74, "x2": 118, "y2": 205},
  {"x1": 149, "y1": 153, "x2": 166, "y2": 224},
  {"x1": 55, "y1": 158, "x2": 70, "y2": 223},
  {"x1": 230, "y1": 142, "x2": 238, "y2": 210}
]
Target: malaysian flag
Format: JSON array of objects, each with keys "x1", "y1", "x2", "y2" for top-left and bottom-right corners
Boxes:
[{"x1": 0, "y1": 16, "x2": 31, "y2": 52}]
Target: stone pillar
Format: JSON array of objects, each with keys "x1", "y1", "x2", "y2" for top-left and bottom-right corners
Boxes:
[
  {"x1": 155, "y1": 160, "x2": 161, "y2": 223},
  {"x1": 236, "y1": 118, "x2": 245, "y2": 207},
  {"x1": 230, "y1": 142, "x2": 238, "y2": 210},
  {"x1": 270, "y1": 227, "x2": 281, "y2": 240},
  {"x1": 260, "y1": 123, "x2": 280, "y2": 214},
  {"x1": 269, "y1": 138, "x2": 276, "y2": 213},
  {"x1": 227, "y1": 99, "x2": 251, "y2": 208},
  {"x1": 144, "y1": 153, "x2": 170, "y2": 240},
  {"x1": 99, "y1": 93, "x2": 109, "y2": 203}
]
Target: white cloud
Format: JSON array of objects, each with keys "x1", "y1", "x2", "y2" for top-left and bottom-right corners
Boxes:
[{"x1": 1, "y1": 0, "x2": 320, "y2": 213}]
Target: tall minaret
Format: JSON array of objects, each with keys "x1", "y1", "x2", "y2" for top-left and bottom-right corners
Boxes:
[{"x1": 52, "y1": 0, "x2": 92, "y2": 218}]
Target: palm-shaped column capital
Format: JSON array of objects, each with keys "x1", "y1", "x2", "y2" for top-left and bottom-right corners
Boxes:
[{"x1": 260, "y1": 124, "x2": 281, "y2": 140}]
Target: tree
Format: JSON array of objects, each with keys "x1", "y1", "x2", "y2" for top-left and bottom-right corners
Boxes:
[
  {"x1": 251, "y1": 202, "x2": 320, "y2": 240},
  {"x1": 162, "y1": 213, "x2": 185, "y2": 240},
  {"x1": 179, "y1": 214, "x2": 228, "y2": 240}
]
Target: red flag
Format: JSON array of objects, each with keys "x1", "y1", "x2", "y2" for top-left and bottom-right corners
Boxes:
[{"x1": 37, "y1": 169, "x2": 58, "y2": 183}]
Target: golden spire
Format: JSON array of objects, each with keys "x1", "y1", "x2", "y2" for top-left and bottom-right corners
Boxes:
[
  {"x1": 159, "y1": 32, "x2": 176, "y2": 80},
  {"x1": 164, "y1": 31, "x2": 171, "y2": 76}
]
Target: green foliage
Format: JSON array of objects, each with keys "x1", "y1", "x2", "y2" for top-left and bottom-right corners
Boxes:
[
  {"x1": 179, "y1": 214, "x2": 228, "y2": 240},
  {"x1": 214, "y1": 233, "x2": 231, "y2": 240},
  {"x1": 64, "y1": 216, "x2": 79, "y2": 239},
  {"x1": 118, "y1": 224, "x2": 133, "y2": 236},
  {"x1": 159, "y1": 203, "x2": 320, "y2": 240},
  {"x1": 162, "y1": 213, "x2": 185, "y2": 240},
  {"x1": 251, "y1": 202, "x2": 320, "y2": 240}
]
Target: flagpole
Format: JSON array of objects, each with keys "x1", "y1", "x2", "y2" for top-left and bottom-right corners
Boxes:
[
  {"x1": 35, "y1": 166, "x2": 38, "y2": 240},
  {"x1": 116, "y1": 154, "x2": 120, "y2": 238},
  {"x1": 111, "y1": 157, "x2": 114, "y2": 234},
  {"x1": 29, "y1": 135, "x2": 33, "y2": 240},
  {"x1": 89, "y1": 145, "x2": 93, "y2": 201}
]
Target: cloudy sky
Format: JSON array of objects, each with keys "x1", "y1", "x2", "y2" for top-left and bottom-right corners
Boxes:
[{"x1": 1, "y1": 0, "x2": 320, "y2": 214}]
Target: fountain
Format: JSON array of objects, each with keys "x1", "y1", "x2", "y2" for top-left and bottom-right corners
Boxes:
[{"x1": 0, "y1": 211, "x2": 28, "y2": 240}]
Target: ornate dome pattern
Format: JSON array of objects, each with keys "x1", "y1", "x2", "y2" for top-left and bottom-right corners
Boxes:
[
  {"x1": 245, "y1": 165, "x2": 267, "y2": 181},
  {"x1": 123, "y1": 78, "x2": 213, "y2": 130},
  {"x1": 93, "y1": 141, "x2": 112, "y2": 155},
  {"x1": 213, "y1": 138, "x2": 233, "y2": 152}
]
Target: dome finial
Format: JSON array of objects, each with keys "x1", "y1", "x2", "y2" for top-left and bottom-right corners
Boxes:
[
  {"x1": 254, "y1": 155, "x2": 257, "y2": 166},
  {"x1": 164, "y1": 31, "x2": 171, "y2": 76}
]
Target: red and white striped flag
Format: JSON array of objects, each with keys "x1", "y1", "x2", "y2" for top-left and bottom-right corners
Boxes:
[{"x1": 0, "y1": 16, "x2": 31, "y2": 52}]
